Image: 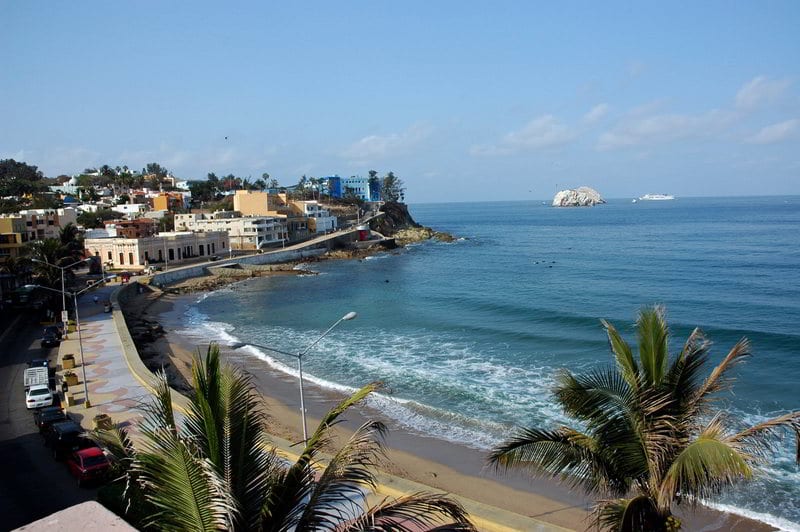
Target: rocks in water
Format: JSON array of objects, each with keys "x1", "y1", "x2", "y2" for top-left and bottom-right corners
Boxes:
[
  {"x1": 370, "y1": 201, "x2": 456, "y2": 244},
  {"x1": 552, "y1": 186, "x2": 606, "y2": 207}
]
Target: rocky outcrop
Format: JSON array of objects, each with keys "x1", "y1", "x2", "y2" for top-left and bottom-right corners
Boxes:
[
  {"x1": 552, "y1": 187, "x2": 606, "y2": 207},
  {"x1": 370, "y1": 202, "x2": 455, "y2": 244}
]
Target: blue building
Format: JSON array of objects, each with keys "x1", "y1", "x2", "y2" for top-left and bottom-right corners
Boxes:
[
  {"x1": 324, "y1": 174, "x2": 381, "y2": 201},
  {"x1": 324, "y1": 175, "x2": 342, "y2": 198}
]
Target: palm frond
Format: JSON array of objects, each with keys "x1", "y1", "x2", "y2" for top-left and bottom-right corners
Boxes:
[
  {"x1": 663, "y1": 328, "x2": 710, "y2": 421},
  {"x1": 726, "y1": 410, "x2": 800, "y2": 464},
  {"x1": 138, "y1": 370, "x2": 177, "y2": 439},
  {"x1": 297, "y1": 420, "x2": 387, "y2": 530},
  {"x1": 342, "y1": 493, "x2": 476, "y2": 531},
  {"x1": 184, "y1": 343, "x2": 272, "y2": 530},
  {"x1": 134, "y1": 436, "x2": 237, "y2": 531},
  {"x1": 692, "y1": 338, "x2": 751, "y2": 409},
  {"x1": 488, "y1": 426, "x2": 629, "y2": 495},
  {"x1": 263, "y1": 383, "x2": 383, "y2": 531},
  {"x1": 636, "y1": 306, "x2": 669, "y2": 386},
  {"x1": 602, "y1": 319, "x2": 640, "y2": 392},
  {"x1": 658, "y1": 416, "x2": 752, "y2": 509},
  {"x1": 554, "y1": 367, "x2": 634, "y2": 426}
]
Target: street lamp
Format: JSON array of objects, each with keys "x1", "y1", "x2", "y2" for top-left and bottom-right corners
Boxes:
[
  {"x1": 29, "y1": 278, "x2": 111, "y2": 409},
  {"x1": 31, "y1": 257, "x2": 89, "y2": 326},
  {"x1": 230, "y1": 311, "x2": 358, "y2": 441}
]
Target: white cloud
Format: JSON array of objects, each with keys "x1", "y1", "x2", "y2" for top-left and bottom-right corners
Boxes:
[
  {"x1": 735, "y1": 76, "x2": 792, "y2": 110},
  {"x1": 471, "y1": 115, "x2": 576, "y2": 156},
  {"x1": 340, "y1": 124, "x2": 432, "y2": 165},
  {"x1": 746, "y1": 119, "x2": 799, "y2": 144},
  {"x1": 583, "y1": 103, "x2": 610, "y2": 124},
  {"x1": 597, "y1": 109, "x2": 735, "y2": 151}
]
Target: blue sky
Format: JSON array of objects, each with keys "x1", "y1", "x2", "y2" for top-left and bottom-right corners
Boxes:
[{"x1": 2, "y1": 2, "x2": 798, "y2": 202}]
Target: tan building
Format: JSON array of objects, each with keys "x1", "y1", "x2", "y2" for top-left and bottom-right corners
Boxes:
[
  {"x1": 174, "y1": 212, "x2": 287, "y2": 250},
  {"x1": 1, "y1": 207, "x2": 78, "y2": 242},
  {"x1": 84, "y1": 231, "x2": 228, "y2": 270},
  {"x1": 233, "y1": 191, "x2": 338, "y2": 239}
]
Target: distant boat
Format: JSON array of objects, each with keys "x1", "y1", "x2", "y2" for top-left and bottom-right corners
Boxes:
[{"x1": 639, "y1": 194, "x2": 675, "y2": 201}]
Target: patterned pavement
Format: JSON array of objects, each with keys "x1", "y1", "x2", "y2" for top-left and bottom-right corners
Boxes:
[{"x1": 56, "y1": 282, "x2": 150, "y2": 432}]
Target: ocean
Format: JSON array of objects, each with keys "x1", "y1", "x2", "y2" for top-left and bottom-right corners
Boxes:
[{"x1": 174, "y1": 196, "x2": 800, "y2": 530}]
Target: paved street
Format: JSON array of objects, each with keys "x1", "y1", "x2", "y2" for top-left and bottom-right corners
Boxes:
[{"x1": 0, "y1": 313, "x2": 96, "y2": 531}]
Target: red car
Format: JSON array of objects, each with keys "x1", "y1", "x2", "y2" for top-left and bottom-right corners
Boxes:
[{"x1": 66, "y1": 446, "x2": 110, "y2": 486}]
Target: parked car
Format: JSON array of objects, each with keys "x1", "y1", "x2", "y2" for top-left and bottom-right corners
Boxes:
[
  {"x1": 44, "y1": 420, "x2": 94, "y2": 460},
  {"x1": 25, "y1": 384, "x2": 54, "y2": 409},
  {"x1": 28, "y1": 358, "x2": 49, "y2": 369},
  {"x1": 33, "y1": 406, "x2": 67, "y2": 433},
  {"x1": 41, "y1": 330, "x2": 60, "y2": 348},
  {"x1": 43, "y1": 325, "x2": 62, "y2": 340},
  {"x1": 208, "y1": 255, "x2": 220, "y2": 261},
  {"x1": 66, "y1": 446, "x2": 111, "y2": 487}
]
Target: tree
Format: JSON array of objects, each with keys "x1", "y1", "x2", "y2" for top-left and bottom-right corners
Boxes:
[
  {"x1": 144, "y1": 162, "x2": 169, "y2": 178},
  {"x1": 381, "y1": 172, "x2": 405, "y2": 203},
  {"x1": 0, "y1": 159, "x2": 46, "y2": 197},
  {"x1": 92, "y1": 345, "x2": 475, "y2": 531},
  {"x1": 188, "y1": 180, "x2": 218, "y2": 203},
  {"x1": 58, "y1": 223, "x2": 84, "y2": 261},
  {"x1": 488, "y1": 306, "x2": 800, "y2": 531},
  {"x1": 77, "y1": 208, "x2": 118, "y2": 229}
]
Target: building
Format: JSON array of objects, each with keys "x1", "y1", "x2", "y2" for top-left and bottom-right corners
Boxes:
[
  {"x1": 0, "y1": 216, "x2": 28, "y2": 264},
  {"x1": 104, "y1": 218, "x2": 158, "y2": 239},
  {"x1": 111, "y1": 203, "x2": 148, "y2": 217},
  {"x1": 291, "y1": 201, "x2": 337, "y2": 233},
  {"x1": 233, "y1": 190, "x2": 270, "y2": 216},
  {"x1": 152, "y1": 192, "x2": 190, "y2": 212},
  {"x1": 85, "y1": 231, "x2": 229, "y2": 270},
  {"x1": 1, "y1": 208, "x2": 78, "y2": 241},
  {"x1": 174, "y1": 211, "x2": 287, "y2": 250}
]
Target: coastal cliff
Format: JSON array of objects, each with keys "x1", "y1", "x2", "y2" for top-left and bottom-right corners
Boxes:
[{"x1": 370, "y1": 202, "x2": 455, "y2": 245}]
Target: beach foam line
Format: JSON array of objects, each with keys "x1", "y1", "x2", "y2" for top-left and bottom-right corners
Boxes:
[{"x1": 702, "y1": 501, "x2": 800, "y2": 532}]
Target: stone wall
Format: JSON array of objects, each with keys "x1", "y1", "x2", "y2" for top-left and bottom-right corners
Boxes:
[{"x1": 149, "y1": 248, "x2": 325, "y2": 286}]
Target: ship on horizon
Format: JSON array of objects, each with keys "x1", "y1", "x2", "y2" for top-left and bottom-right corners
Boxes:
[{"x1": 639, "y1": 193, "x2": 675, "y2": 201}]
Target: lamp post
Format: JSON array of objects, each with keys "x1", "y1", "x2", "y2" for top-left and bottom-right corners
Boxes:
[
  {"x1": 30, "y1": 278, "x2": 111, "y2": 409},
  {"x1": 230, "y1": 311, "x2": 358, "y2": 441},
  {"x1": 31, "y1": 257, "x2": 89, "y2": 323}
]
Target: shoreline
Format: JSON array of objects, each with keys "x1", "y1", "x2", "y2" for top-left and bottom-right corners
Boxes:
[{"x1": 124, "y1": 270, "x2": 781, "y2": 532}]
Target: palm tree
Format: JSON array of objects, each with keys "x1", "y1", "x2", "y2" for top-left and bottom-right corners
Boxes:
[
  {"x1": 93, "y1": 345, "x2": 474, "y2": 531},
  {"x1": 488, "y1": 306, "x2": 800, "y2": 531}
]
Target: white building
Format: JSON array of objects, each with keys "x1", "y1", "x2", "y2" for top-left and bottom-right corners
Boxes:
[
  {"x1": 84, "y1": 231, "x2": 228, "y2": 270},
  {"x1": 111, "y1": 203, "x2": 148, "y2": 217},
  {"x1": 174, "y1": 212, "x2": 287, "y2": 250},
  {"x1": 293, "y1": 201, "x2": 337, "y2": 233}
]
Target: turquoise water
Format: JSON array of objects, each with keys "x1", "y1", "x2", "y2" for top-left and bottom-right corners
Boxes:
[{"x1": 180, "y1": 197, "x2": 800, "y2": 529}]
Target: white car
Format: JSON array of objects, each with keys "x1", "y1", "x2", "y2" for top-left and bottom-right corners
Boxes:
[{"x1": 26, "y1": 384, "x2": 54, "y2": 409}]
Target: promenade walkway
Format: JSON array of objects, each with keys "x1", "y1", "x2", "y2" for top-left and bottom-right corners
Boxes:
[
  {"x1": 56, "y1": 282, "x2": 149, "y2": 431},
  {"x1": 54, "y1": 277, "x2": 570, "y2": 532}
]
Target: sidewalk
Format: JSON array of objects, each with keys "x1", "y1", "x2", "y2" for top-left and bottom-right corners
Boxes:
[{"x1": 56, "y1": 282, "x2": 149, "y2": 431}]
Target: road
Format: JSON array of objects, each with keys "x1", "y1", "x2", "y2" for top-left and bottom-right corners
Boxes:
[{"x1": 0, "y1": 312, "x2": 98, "y2": 531}]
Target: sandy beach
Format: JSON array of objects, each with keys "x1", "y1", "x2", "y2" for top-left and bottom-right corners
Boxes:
[{"x1": 121, "y1": 280, "x2": 778, "y2": 532}]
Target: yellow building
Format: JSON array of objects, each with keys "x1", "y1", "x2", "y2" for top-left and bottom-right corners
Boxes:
[{"x1": 0, "y1": 217, "x2": 28, "y2": 264}]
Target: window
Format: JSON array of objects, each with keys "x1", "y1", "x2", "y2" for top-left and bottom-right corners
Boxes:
[
  {"x1": 119, "y1": 253, "x2": 124, "y2": 264},
  {"x1": 168, "y1": 249, "x2": 174, "y2": 261},
  {"x1": 107, "y1": 251, "x2": 112, "y2": 260},
  {"x1": 199, "y1": 244, "x2": 204, "y2": 256},
  {"x1": 158, "y1": 249, "x2": 163, "y2": 261},
  {"x1": 129, "y1": 252, "x2": 134, "y2": 264}
]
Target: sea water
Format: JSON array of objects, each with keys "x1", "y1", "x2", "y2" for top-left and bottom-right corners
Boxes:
[{"x1": 177, "y1": 196, "x2": 800, "y2": 529}]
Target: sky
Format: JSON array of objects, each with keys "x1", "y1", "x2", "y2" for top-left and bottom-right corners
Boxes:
[{"x1": 1, "y1": 1, "x2": 799, "y2": 202}]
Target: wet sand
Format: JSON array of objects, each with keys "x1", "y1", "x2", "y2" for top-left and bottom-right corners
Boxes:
[{"x1": 123, "y1": 285, "x2": 778, "y2": 532}]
